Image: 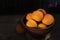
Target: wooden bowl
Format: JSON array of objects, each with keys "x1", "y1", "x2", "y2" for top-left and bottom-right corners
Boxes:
[{"x1": 21, "y1": 14, "x2": 54, "y2": 35}]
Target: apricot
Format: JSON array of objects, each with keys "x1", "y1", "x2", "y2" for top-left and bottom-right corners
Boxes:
[
  {"x1": 26, "y1": 13, "x2": 32, "y2": 20},
  {"x1": 26, "y1": 19, "x2": 37, "y2": 28},
  {"x1": 32, "y1": 10, "x2": 43, "y2": 22},
  {"x1": 16, "y1": 24, "x2": 24, "y2": 33},
  {"x1": 42, "y1": 14, "x2": 54, "y2": 25},
  {"x1": 38, "y1": 23, "x2": 47, "y2": 29},
  {"x1": 38, "y1": 9, "x2": 46, "y2": 15}
]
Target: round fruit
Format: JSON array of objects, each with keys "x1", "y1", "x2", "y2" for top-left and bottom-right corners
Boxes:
[
  {"x1": 38, "y1": 9, "x2": 46, "y2": 15},
  {"x1": 16, "y1": 24, "x2": 24, "y2": 33},
  {"x1": 32, "y1": 10, "x2": 43, "y2": 22},
  {"x1": 26, "y1": 19, "x2": 37, "y2": 28},
  {"x1": 42, "y1": 14, "x2": 54, "y2": 25},
  {"x1": 38, "y1": 23, "x2": 47, "y2": 29},
  {"x1": 26, "y1": 13, "x2": 32, "y2": 20}
]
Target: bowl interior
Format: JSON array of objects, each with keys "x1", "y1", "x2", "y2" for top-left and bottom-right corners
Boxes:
[
  {"x1": 21, "y1": 14, "x2": 54, "y2": 34},
  {"x1": 22, "y1": 14, "x2": 54, "y2": 29}
]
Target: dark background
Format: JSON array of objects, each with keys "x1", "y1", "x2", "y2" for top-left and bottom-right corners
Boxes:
[
  {"x1": 0, "y1": 0, "x2": 59, "y2": 14},
  {"x1": 0, "y1": 0, "x2": 59, "y2": 40}
]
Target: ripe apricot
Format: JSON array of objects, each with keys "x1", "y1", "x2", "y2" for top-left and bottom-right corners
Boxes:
[
  {"x1": 38, "y1": 9, "x2": 46, "y2": 15},
  {"x1": 26, "y1": 13, "x2": 32, "y2": 20},
  {"x1": 38, "y1": 23, "x2": 47, "y2": 29},
  {"x1": 32, "y1": 10, "x2": 43, "y2": 22},
  {"x1": 26, "y1": 19, "x2": 37, "y2": 28},
  {"x1": 42, "y1": 14, "x2": 54, "y2": 25}
]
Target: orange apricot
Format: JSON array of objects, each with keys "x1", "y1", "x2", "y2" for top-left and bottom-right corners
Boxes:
[
  {"x1": 32, "y1": 10, "x2": 43, "y2": 22},
  {"x1": 42, "y1": 14, "x2": 54, "y2": 25},
  {"x1": 26, "y1": 13, "x2": 32, "y2": 20},
  {"x1": 38, "y1": 23, "x2": 47, "y2": 29},
  {"x1": 38, "y1": 9, "x2": 46, "y2": 15},
  {"x1": 26, "y1": 19, "x2": 37, "y2": 28}
]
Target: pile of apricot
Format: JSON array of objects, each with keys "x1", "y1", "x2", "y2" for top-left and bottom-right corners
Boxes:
[{"x1": 26, "y1": 9, "x2": 55, "y2": 29}]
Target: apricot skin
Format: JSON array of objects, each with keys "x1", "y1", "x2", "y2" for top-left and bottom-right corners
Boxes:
[
  {"x1": 38, "y1": 9, "x2": 46, "y2": 15},
  {"x1": 32, "y1": 10, "x2": 43, "y2": 22},
  {"x1": 42, "y1": 14, "x2": 54, "y2": 25},
  {"x1": 26, "y1": 13, "x2": 32, "y2": 20},
  {"x1": 38, "y1": 23, "x2": 47, "y2": 29},
  {"x1": 26, "y1": 19, "x2": 37, "y2": 28}
]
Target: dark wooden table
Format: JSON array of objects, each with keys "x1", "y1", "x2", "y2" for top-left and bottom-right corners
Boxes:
[{"x1": 0, "y1": 13, "x2": 59, "y2": 40}]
